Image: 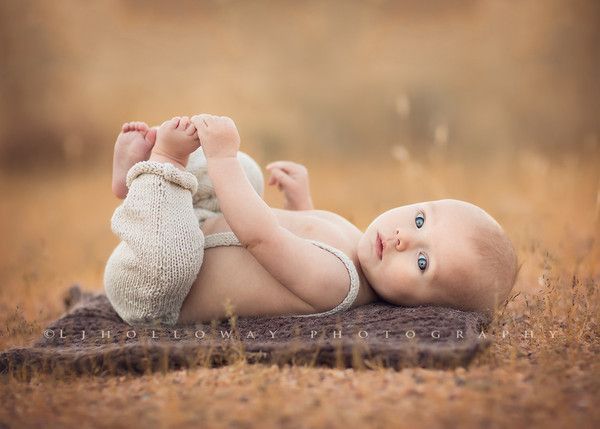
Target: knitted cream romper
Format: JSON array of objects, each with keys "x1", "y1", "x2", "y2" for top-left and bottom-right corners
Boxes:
[{"x1": 103, "y1": 149, "x2": 360, "y2": 326}]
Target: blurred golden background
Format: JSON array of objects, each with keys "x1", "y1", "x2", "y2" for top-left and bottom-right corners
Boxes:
[{"x1": 1, "y1": 0, "x2": 599, "y2": 167}]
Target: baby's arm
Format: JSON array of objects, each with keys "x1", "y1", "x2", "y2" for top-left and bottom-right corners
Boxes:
[{"x1": 192, "y1": 115, "x2": 349, "y2": 311}]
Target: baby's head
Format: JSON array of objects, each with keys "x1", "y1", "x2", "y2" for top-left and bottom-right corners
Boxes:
[{"x1": 357, "y1": 199, "x2": 518, "y2": 314}]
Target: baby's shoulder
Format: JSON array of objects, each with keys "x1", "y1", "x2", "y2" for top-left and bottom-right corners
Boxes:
[{"x1": 308, "y1": 210, "x2": 361, "y2": 234}]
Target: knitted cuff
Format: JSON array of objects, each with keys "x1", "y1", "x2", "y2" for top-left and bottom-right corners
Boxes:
[{"x1": 126, "y1": 160, "x2": 199, "y2": 194}]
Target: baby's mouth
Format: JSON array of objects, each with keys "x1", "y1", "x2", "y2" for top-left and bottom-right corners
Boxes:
[{"x1": 375, "y1": 232, "x2": 383, "y2": 260}]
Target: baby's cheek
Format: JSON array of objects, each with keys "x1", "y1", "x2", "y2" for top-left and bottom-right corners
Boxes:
[
  {"x1": 394, "y1": 269, "x2": 427, "y2": 303},
  {"x1": 379, "y1": 265, "x2": 407, "y2": 302}
]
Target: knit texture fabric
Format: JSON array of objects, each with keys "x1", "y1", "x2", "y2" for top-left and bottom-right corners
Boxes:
[
  {"x1": 0, "y1": 285, "x2": 491, "y2": 377},
  {"x1": 104, "y1": 161, "x2": 205, "y2": 326}
]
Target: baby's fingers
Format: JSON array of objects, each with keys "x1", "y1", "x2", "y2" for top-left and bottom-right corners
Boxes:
[
  {"x1": 191, "y1": 114, "x2": 211, "y2": 130},
  {"x1": 268, "y1": 167, "x2": 294, "y2": 189},
  {"x1": 267, "y1": 168, "x2": 281, "y2": 186},
  {"x1": 266, "y1": 160, "x2": 297, "y2": 174},
  {"x1": 267, "y1": 161, "x2": 308, "y2": 177}
]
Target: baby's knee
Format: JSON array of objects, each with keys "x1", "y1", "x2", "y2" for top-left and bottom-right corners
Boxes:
[{"x1": 103, "y1": 241, "x2": 204, "y2": 326}]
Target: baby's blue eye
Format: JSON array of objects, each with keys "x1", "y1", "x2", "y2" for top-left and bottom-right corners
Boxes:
[
  {"x1": 415, "y1": 213, "x2": 425, "y2": 228},
  {"x1": 417, "y1": 254, "x2": 428, "y2": 271}
]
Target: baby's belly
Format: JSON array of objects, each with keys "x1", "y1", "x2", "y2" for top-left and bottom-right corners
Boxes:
[{"x1": 177, "y1": 246, "x2": 316, "y2": 323}]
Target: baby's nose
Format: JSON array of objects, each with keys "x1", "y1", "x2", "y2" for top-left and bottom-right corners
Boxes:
[{"x1": 394, "y1": 229, "x2": 410, "y2": 252}]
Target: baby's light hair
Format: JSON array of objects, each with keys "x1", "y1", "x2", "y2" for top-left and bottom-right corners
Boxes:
[{"x1": 467, "y1": 219, "x2": 520, "y2": 313}]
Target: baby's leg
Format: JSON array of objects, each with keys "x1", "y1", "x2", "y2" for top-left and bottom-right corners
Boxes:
[
  {"x1": 112, "y1": 122, "x2": 157, "y2": 199},
  {"x1": 104, "y1": 117, "x2": 203, "y2": 326}
]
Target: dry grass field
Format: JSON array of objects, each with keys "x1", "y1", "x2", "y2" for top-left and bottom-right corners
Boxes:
[
  {"x1": 1, "y1": 0, "x2": 599, "y2": 427},
  {"x1": 0, "y1": 150, "x2": 598, "y2": 428}
]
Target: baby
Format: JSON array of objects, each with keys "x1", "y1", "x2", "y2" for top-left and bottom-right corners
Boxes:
[{"x1": 104, "y1": 116, "x2": 519, "y2": 326}]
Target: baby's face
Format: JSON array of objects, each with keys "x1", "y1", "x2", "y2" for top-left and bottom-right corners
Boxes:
[{"x1": 357, "y1": 199, "x2": 492, "y2": 309}]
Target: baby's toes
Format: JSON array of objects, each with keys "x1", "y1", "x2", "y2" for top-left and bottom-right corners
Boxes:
[
  {"x1": 185, "y1": 123, "x2": 197, "y2": 137},
  {"x1": 135, "y1": 122, "x2": 149, "y2": 132},
  {"x1": 160, "y1": 117, "x2": 180, "y2": 130},
  {"x1": 178, "y1": 116, "x2": 190, "y2": 131},
  {"x1": 122, "y1": 122, "x2": 134, "y2": 132}
]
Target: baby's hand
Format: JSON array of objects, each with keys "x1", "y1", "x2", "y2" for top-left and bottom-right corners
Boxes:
[
  {"x1": 191, "y1": 114, "x2": 240, "y2": 159},
  {"x1": 266, "y1": 161, "x2": 314, "y2": 211}
]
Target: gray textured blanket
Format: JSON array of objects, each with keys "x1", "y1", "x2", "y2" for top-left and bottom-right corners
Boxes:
[{"x1": 0, "y1": 285, "x2": 490, "y2": 377}]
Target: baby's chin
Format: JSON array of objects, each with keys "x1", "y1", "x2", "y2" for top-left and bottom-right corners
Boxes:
[{"x1": 356, "y1": 233, "x2": 372, "y2": 266}]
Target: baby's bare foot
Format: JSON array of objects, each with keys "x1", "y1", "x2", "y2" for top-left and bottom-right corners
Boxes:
[
  {"x1": 112, "y1": 121, "x2": 157, "y2": 199},
  {"x1": 149, "y1": 116, "x2": 200, "y2": 170}
]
